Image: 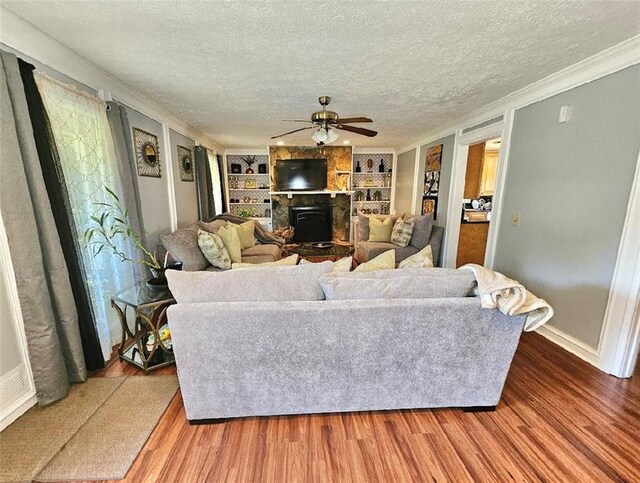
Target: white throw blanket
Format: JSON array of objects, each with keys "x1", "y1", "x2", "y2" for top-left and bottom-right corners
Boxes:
[{"x1": 459, "y1": 264, "x2": 554, "y2": 332}]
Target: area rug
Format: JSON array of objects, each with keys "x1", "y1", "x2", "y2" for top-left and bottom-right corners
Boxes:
[{"x1": 0, "y1": 375, "x2": 178, "y2": 482}]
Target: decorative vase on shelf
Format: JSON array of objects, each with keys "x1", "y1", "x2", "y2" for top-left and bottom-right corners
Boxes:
[
  {"x1": 355, "y1": 160, "x2": 362, "y2": 173},
  {"x1": 366, "y1": 189, "x2": 372, "y2": 201},
  {"x1": 245, "y1": 167, "x2": 254, "y2": 174},
  {"x1": 366, "y1": 158, "x2": 374, "y2": 172},
  {"x1": 378, "y1": 158, "x2": 385, "y2": 172}
]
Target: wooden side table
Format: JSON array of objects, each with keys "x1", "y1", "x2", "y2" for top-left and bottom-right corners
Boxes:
[{"x1": 110, "y1": 284, "x2": 176, "y2": 374}]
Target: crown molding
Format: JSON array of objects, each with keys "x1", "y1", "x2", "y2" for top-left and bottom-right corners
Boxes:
[
  {"x1": 398, "y1": 35, "x2": 640, "y2": 153},
  {"x1": 0, "y1": 7, "x2": 224, "y2": 152}
]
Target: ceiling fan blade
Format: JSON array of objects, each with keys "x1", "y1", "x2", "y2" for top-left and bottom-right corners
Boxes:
[
  {"x1": 270, "y1": 126, "x2": 315, "y2": 139},
  {"x1": 282, "y1": 119, "x2": 313, "y2": 123},
  {"x1": 335, "y1": 125, "x2": 378, "y2": 137},
  {"x1": 335, "y1": 117, "x2": 373, "y2": 124}
]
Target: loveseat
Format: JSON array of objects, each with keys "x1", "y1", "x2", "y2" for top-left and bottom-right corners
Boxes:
[
  {"x1": 353, "y1": 214, "x2": 444, "y2": 266},
  {"x1": 166, "y1": 264, "x2": 526, "y2": 422}
]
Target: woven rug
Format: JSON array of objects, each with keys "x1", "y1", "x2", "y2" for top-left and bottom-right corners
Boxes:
[{"x1": 0, "y1": 375, "x2": 178, "y2": 482}]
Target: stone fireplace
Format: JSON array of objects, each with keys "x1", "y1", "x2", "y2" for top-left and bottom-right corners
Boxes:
[
  {"x1": 289, "y1": 206, "x2": 332, "y2": 242},
  {"x1": 271, "y1": 193, "x2": 351, "y2": 242}
]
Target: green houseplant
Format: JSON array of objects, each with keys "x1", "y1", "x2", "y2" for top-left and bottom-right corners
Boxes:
[{"x1": 84, "y1": 187, "x2": 181, "y2": 287}]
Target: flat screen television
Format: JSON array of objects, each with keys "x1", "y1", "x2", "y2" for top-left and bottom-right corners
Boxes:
[{"x1": 275, "y1": 159, "x2": 327, "y2": 191}]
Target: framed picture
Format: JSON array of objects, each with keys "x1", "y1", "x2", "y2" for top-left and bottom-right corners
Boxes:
[
  {"x1": 133, "y1": 128, "x2": 161, "y2": 178},
  {"x1": 258, "y1": 163, "x2": 267, "y2": 174},
  {"x1": 422, "y1": 195, "x2": 438, "y2": 220},
  {"x1": 425, "y1": 144, "x2": 443, "y2": 172},
  {"x1": 177, "y1": 145, "x2": 194, "y2": 182},
  {"x1": 230, "y1": 163, "x2": 242, "y2": 174},
  {"x1": 244, "y1": 178, "x2": 257, "y2": 189}
]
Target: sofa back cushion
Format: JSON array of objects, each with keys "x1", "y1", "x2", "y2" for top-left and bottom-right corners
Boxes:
[
  {"x1": 319, "y1": 268, "x2": 476, "y2": 300},
  {"x1": 167, "y1": 261, "x2": 334, "y2": 303},
  {"x1": 408, "y1": 213, "x2": 434, "y2": 250},
  {"x1": 160, "y1": 224, "x2": 209, "y2": 271}
]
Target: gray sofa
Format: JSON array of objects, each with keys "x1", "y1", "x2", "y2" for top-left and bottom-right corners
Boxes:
[
  {"x1": 166, "y1": 265, "x2": 526, "y2": 422},
  {"x1": 159, "y1": 219, "x2": 283, "y2": 271},
  {"x1": 353, "y1": 214, "x2": 444, "y2": 266}
]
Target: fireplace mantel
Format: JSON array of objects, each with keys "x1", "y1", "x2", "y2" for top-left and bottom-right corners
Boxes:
[{"x1": 270, "y1": 190, "x2": 354, "y2": 199}]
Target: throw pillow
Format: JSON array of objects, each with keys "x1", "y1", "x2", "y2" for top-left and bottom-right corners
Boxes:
[
  {"x1": 368, "y1": 216, "x2": 393, "y2": 242},
  {"x1": 398, "y1": 245, "x2": 434, "y2": 269},
  {"x1": 319, "y1": 268, "x2": 476, "y2": 300},
  {"x1": 299, "y1": 256, "x2": 353, "y2": 272},
  {"x1": 166, "y1": 261, "x2": 334, "y2": 303},
  {"x1": 391, "y1": 216, "x2": 415, "y2": 247},
  {"x1": 159, "y1": 225, "x2": 209, "y2": 271},
  {"x1": 197, "y1": 229, "x2": 231, "y2": 270},
  {"x1": 216, "y1": 223, "x2": 242, "y2": 263},
  {"x1": 332, "y1": 256, "x2": 353, "y2": 272},
  {"x1": 353, "y1": 249, "x2": 395, "y2": 272},
  {"x1": 236, "y1": 219, "x2": 256, "y2": 249},
  {"x1": 232, "y1": 254, "x2": 298, "y2": 269},
  {"x1": 409, "y1": 213, "x2": 434, "y2": 250}
]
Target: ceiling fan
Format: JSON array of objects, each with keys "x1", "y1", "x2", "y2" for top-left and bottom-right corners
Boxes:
[{"x1": 271, "y1": 96, "x2": 377, "y2": 145}]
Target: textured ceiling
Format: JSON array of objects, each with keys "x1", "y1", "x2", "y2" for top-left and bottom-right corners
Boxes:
[{"x1": 3, "y1": 1, "x2": 639, "y2": 148}]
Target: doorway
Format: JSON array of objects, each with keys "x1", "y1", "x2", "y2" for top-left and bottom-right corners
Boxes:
[{"x1": 455, "y1": 138, "x2": 500, "y2": 267}]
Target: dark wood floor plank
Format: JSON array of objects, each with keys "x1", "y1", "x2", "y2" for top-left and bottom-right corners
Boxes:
[{"x1": 66, "y1": 333, "x2": 639, "y2": 482}]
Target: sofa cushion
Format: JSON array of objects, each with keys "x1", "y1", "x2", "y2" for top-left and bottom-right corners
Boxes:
[
  {"x1": 198, "y1": 219, "x2": 227, "y2": 234},
  {"x1": 391, "y1": 216, "x2": 415, "y2": 247},
  {"x1": 409, "y1": 213, "x2": 434, "y2": 250},
  {"x1": 160, "y1": 225, "x2": 209, "y2": 271},
  {"x1": 166, "y1": 261, "x2": 334, "y2": 303},
  {"x1": 241, "y1": 243, "x2": 281, "y2": 262},
  {"x1": 357, "y1": 214, "x2": 400, "y2": 242},
  {"x1": 236, "y1": 219, "x2": 256, "y2": 249},
  {"x1": 319, "y1": 268, "x2": 477, "y2": 300},
  {"x1": 216, "y1": 223, "x2": 242, "y2": 263},
  {"x1": 356, "y1": 242, "x2": 418, "y2": 264},
  {"x1": 353, "y1": 249, "x2": 395, "y2": 272},
  {"x1": 398, "y1": 245, "x2": 434, "y2": 269},
  {"x1": 368, "y1": 216, "x2": 394, "y2": 242},
  {"x1": 232, "y1": 254, "x2": 298, "y2": 269},
  {"x1": 197, "y1": 229, "x2": 231, "y2": 270}
]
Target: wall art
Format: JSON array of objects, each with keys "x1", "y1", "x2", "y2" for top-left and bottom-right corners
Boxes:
[
  {"x1": 133, "y1": 127, "x2": 161, "y2": 177},
  {"x1": 177, "y1": 145, "x2": 194, "y2": 182}
]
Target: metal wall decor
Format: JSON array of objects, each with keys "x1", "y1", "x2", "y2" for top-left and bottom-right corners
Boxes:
[
  {"x1": 133, "y1": 127, "x2": 161, "y2": 177},
  {"x1": 177, "y1": 145, "x2": 194, "y2": 182}
]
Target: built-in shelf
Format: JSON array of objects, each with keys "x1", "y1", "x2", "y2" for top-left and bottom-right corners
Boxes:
[
  {"x1": 229, "y1": 202, "x2": 270, "y2": 205},
  {"x1": 229, "y1": 188, "x2": 270, "y2": 191},
  {"x1": 271, "y1": 190, "x2": 354, "y2": 199},
  {"x1": 228, "y1": 173, "x2": 270, "y2": 176},
  {"x1": 352, "y1": 186, "x2": 391, "y2": 189},
  {"x1": 353, "y1": 200, "x2": 391, "y2": 203}
]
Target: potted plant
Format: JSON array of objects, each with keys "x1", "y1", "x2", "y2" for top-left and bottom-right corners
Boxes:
[{"x1": 84, "y1": 186, "x2": 182, "y2": 290}]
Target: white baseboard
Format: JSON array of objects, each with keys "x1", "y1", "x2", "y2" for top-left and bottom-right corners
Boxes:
[{"x1": 536, "y1": 324, "x2": 602, "y2": 369}]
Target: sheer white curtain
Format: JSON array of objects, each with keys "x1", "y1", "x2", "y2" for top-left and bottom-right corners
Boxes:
[
  {"x1": 35, "y1": 73, "x2": 135, "y2": 360},
  {"x1": 208, "y1": 149, "x2": 224, "y2": 214}
]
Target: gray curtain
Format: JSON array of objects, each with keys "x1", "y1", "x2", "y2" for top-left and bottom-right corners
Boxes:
[
  {"x1": 0, "y1": 52, "x2": 86, "y2": 405},
  {"x1": 195, "y1": 145, "x2": 215, "y2": 221},
  {"x1": 105, "y1": 100, "x2": 147, "y2": 283}
]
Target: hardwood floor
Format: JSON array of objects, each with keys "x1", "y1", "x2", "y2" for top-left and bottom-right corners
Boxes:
[{"x1": 74, "y1": 333, "x2": 639, "y2": 482}]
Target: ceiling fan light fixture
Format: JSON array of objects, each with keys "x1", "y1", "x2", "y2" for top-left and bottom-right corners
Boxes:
[{"x1": 312, "y1": 127, "x2": 339, "y2": 144}]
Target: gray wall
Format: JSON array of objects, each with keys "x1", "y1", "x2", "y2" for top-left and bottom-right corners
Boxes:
[
  {"x1": 416, "y1": 134, "x2": 455, "y2": 227},
  {"x1": 494, "y1": 65, "x2": 640, "y2": 349},
  {"x1": 126, "y1": 107, "x2": 171, "y2": 248},
  {"x1": 394, "y1": 149, "x2": 416, "y2": 214},
  {"x1": 169, "y1": 129, "x2": 198, "y2": 228}
]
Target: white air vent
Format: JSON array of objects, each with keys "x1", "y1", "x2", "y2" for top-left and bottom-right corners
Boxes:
[{"x1": 0, "y1": 365, "x2": 27, "y2": 410}]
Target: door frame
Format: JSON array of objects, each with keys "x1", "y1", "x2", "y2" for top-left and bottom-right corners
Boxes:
[{"x1": 442, "y1": 110, "x2": 515, "y2": 268}]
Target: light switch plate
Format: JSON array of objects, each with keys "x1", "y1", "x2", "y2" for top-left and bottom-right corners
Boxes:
[
  {"x1": 559, "y1": 105, "x2": 572, "y2": 123},
  {"x1": 511, "y1": 212, "x2": 521, "y2": 226}
]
